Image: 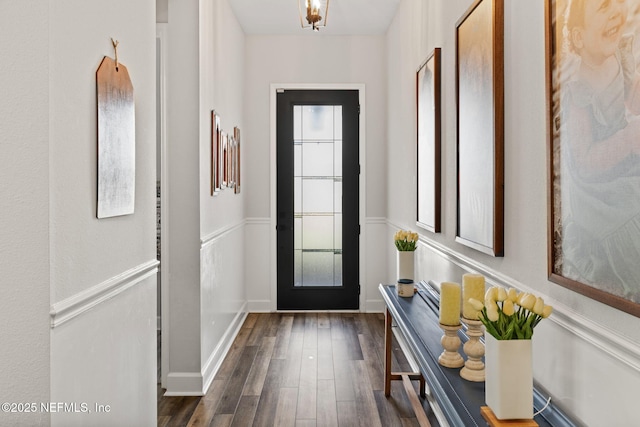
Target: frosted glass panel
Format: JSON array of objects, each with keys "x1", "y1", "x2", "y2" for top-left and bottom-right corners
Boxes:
[
  {"x1": 302, "y1": 252, "x2": 335, "y2": 286},
  {"x1": 334, "y1": 140, "x2": 343, "y2": 176},
  {"x1": 302, "y1": 179, "x2": 334, "y2": 213},
  {"x1": 302, "y1": 106, "x2": 335, "y2": 140},
  {"x1": 294, "y1": 217, "x2": 302, "y2": 249},
  {"x1": 294, "y1": 249, "x2": 302, "y2": 286},
  {"x1": 302, "y1": 216, "x2": 334, "y2": 250},
  {"x1": 302, "y1": 142, "x2": 333, "y2": 177},
  {"x1": 294, "y1": 143, "x2": 302, "y2": 176},
  {"x1": 334, "y1": 214, "x2": 342, "y2": 250},
  {"x1": 294, "y1": 104, "x2": 343, "y2": 287},
  {"x1": 294, "y1": 106, "x2": 302, "y2": 141},
  {"x1": 334, "y1": 254, "x2": 342, "y2": 285},
  {"x1": 294, "y1": 177, "x2": 302, "y2": 213},
  {"x1": 334, "y1": 107, "x2": 343, "y2": 139}
]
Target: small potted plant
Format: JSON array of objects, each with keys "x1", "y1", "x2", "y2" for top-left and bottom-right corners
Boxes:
[
  {"x1": 468, "y1": 287, "x2": 553, "y2": 420},
  {"x1": 394, "y1": 229, "x2": 418, "y2": 286}
]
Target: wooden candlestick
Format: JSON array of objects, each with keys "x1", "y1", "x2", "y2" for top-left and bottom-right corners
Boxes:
[
  {"x1": 460, "y1": 318, "x2": 485, "y2": 382},
  {"x1": 438, "y1": 323, "x2": 464, "y2": 368}
]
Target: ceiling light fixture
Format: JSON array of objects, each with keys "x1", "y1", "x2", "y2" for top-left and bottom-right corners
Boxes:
[{"x1": 299, "y1": 0, "x2": 329, "y2": 32}]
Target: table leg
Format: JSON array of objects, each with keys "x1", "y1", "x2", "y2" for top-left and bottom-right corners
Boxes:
[{"x1": 384, "y1": 308, "x2": 392, "y2": 396}]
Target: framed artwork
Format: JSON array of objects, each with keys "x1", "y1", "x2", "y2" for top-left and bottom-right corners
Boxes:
[
  {"x1": 211, "y1": 110, "x2": 221, "y2": 195},
  {"x1": 546, "y1": 0, "x2": 640, "y2": 316},
  {"x1": 221, "y1": 131, "x2": 228, "y2": 188},
  {"x1": 234, "y1": 126, "x2": 241, "y2": 194},
  {"x1": 228, "y1": 135, "x2": 236, "y2": 189},
  {"x1": 455, "y1": 0, "x2": 504, "y2": 257},
  {"x1": 416, "y1": 48, "x2": 442, "y2": 233}
]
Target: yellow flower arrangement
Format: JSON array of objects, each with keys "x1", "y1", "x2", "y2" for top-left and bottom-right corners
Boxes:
[
  {"x1": 394, "y1": 229, "x2": 419, "y2": 251},
  {"x1": 468, "y1": 286, "x2": 553, "y2": 340}
]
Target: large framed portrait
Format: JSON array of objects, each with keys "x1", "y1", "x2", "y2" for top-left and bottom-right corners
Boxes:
[
  {"x1": 455, "y1": 0, "x2": 504, "y2": 257},
  {"x1": 546, "y1": 0, "x2": 640, "y2": 316},
  {"x1": 417, "y1": 48, "x2": 442, "y2": 233}
]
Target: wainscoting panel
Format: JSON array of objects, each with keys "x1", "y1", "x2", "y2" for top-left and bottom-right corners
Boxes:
[
  {"x1": 364, "y1": 218, "x2": 389, "y2": 312},
  {"x1": 200, "y1": 220, "x2": 247, "y2": 394},
  {"x1": 244, "y1": 218, "x2": 272, "y2": 312},
  {"x1": 51, "y1": 265, "x2": 157, "y2": 427}
]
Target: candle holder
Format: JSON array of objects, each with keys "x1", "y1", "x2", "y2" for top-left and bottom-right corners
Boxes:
[
  {"x1": 460, "y1": 318, "x2": 485, "y2": 382},
  {"x1": 438, "y1": 323, "x2": 464, "y2": 368}
]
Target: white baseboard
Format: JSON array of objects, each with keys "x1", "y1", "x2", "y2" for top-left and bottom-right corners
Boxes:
[
  {"x1": 248, "y1": 300, "x2": 272, "y2": 312},
  {"x1": 201, "y1": 303, "x2": 248, "y2": 394},
  {"x1": 163, "y1": 372, "x2": 204, "y2": 396},
  {"x1": 163, "y1": 303, "x2": 248, "y2": 396},
  {"x1": 364, "y1": 299, "x2": 385, "y2": 313}
]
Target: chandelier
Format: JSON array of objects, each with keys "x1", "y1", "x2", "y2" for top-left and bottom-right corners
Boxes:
[{"x1": 299, "y1": 0, "x2": 330, "y2": 32}]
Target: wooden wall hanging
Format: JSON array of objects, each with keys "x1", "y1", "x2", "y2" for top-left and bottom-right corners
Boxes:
[{"x1": 96, "y1": 39, "x2": 136, "y2": 218}]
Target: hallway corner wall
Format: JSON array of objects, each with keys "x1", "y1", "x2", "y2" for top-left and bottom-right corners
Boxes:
[{"x1": 163, "y1": 0, "x2": 247, "y2": 395}]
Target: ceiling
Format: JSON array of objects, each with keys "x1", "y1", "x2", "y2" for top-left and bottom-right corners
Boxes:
[{"x1": 228, "y1": 0, "x2": 401, "y2": 36}]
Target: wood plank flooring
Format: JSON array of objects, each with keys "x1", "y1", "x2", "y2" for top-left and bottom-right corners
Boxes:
[{"x1": 158, "y1": 313, "x2": 440, "y2": 427}]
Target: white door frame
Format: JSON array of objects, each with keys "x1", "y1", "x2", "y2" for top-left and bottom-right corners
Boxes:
[
  {"x1": 157, "y1": 23, "x2": 170, "y2": 388},
  {"x1": 269, "y1": 83, "x2": 367, "y2": 311}
]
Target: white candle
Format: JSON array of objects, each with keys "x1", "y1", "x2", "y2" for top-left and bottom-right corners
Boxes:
[
  {"x1": 439, "y1": 282, "x2": 461, "y2": 326},
  {"x1": 462, "y1": 274, "x2": 485, "y2": 320}
]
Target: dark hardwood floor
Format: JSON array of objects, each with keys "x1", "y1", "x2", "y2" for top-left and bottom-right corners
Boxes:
[{"x1": 158, "y1": 313, "x2": 440, "y2": 427}]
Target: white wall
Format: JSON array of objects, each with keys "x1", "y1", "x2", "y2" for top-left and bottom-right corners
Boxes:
[
  {"x1": 1, "y1": 0, "x2": 158, "y2": 426},
  {"x1": 386, "y1": 1, "x2": 640, "y2": 425},
  {"x1": 0, "y1": 2, "x2": 51, "y2": 426},
  {"x1": 165, "y1": 0, "x2": 203, "y2": 392},
  {"x1": 199, "y1": 0, "x2": 247, "y2": 394},
  {"x1": 163, "y1": 0, "x2": 247, "y2": 395},
  {"x1": 243, "y1": 34, "x2": 388, "y2": 311},
  {"x1": 47, "y1": 0, "x2": 158, "y2": 425}
]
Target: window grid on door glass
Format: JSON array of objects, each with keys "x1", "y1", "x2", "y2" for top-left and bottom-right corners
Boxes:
[{"x1": 293, "y1": 105, "x2": 342, "y2": 287}]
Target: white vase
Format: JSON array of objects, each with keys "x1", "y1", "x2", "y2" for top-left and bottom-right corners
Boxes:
[
  {"x1": 396, "y1": 250, "x2": 414, "y2": 281},
  {"x1": 484, "y1": 334, "x2": 533, "y2": 420}
]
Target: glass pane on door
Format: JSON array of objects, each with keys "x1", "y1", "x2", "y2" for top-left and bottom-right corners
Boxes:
[{"x1": 293, "y1": 105, "x2": 342, "y2": 287}]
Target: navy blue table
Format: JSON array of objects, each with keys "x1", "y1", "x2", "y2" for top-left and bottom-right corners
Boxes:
[{"x1": 379, "y1": 281, "x2": 576, "y2": 427}]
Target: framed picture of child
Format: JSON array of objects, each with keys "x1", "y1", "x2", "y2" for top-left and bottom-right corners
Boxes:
[
  {"x1": 455, "y1": 0, "x2": 504, "y2": 257},
  {"x1": 546, "y1": 0, "x2": 640, "y2": 317},
  {"x1": 416, "y1": 48, "x2": 442, "y2": 234}
]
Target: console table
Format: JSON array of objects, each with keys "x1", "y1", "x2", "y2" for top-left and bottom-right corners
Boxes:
[{"x1": 379, "y1": 281, "x2": 576, "y2": 427}]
